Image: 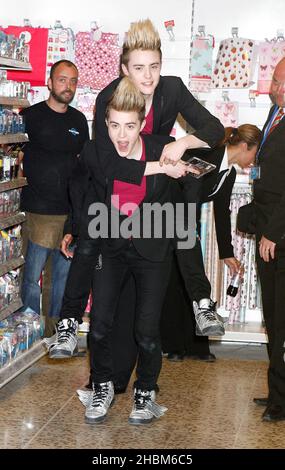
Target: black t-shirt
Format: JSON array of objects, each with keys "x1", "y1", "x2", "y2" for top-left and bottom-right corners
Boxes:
[{"x1": 20, "y1": 101, "x2": 89, "y2": 215}]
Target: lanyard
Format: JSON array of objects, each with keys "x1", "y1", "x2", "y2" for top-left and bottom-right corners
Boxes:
[{"x1": 256, "y1": 105, "x2": 279, "y2": 164}]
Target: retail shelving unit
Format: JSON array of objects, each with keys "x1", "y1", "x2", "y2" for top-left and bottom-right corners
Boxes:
[
  {"x1": 0, "y1": 57, "x2": 46, "y2": 389},
  {"x1": 0, "y1": 57, "x2": 32, "y2": 71}
]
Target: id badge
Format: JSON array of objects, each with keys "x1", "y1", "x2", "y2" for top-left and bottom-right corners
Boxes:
[{"x1": 250, "y1": 166, "x2": 261, "y2": 180}]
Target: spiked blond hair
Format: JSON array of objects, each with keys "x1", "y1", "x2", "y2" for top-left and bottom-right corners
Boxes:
[
  {"x1": 106, "y1": 76, "x2": 146, "y2": 123},
  {"x1": 121, "y1": 19, "x2": 162, "y2": 66}
]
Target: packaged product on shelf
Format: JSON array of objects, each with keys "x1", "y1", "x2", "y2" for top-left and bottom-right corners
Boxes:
[
  {"x1": 0, "y1": 109, "x2": 25, "y2": 135},
  {"x1": 2, "y1": 327, "x2": 19, "y2": 358},
  {"x1": 0, "y1": 277, "x2": 6, "y2": 310},
  {"x1": 0, "y1": 226, "x2": 22, "y2": 262},
  {"x1": 0, "y1": 335, "x2": 12, "y2": 368},
  {"x1": 0, "y1": 189, "x2": 21, "y2": 214},
  {"x1": 0, "y1": 30, "x2": 30, "y2": 62},
  {"x1": 0, "y1": 153, "x2": 3, "y2": 180},
  {"x1": 3, "y1": 154, "x2": 10, "y2": 180},
  {"x1": 12, "y1": 311, "x2": 41, "y2": 346},
  {"x1": 0, "y1": 270, "x2": 20, "y2": 310}
]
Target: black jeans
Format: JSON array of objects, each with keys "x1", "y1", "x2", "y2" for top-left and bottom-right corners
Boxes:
[
  {"x1": 176, "y1": 237, "x2": 211, "y2": 302},
  {"x1": 59, "y1": 238, "x2": 100, "y2": 322},
  {"x1": 89, "y1": 242, "x2": 172, "y2": 390}
]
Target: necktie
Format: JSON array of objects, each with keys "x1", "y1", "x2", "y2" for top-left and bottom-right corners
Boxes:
[{"x1": 268, "y1": 107, "x2": 284, "y2": 135}]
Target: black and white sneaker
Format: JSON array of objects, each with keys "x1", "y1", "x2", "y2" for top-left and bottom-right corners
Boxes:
[
  {"x1": 128, "y1": 389, "x2": 167, "y2": 425},
  {"x1": 46, "y1": 318, "x2": 79, "y2": 358},
  {"x1": 193, "y1": 299, "x2": 225, "y2": 336},
  {"x1": 79, "y1": 381, "x2": 114, "y2": 424}
]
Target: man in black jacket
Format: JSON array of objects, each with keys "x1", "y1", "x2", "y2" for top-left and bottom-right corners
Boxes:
[
  {"x1": 251, "y1": 58, "x2": 285, "y2": 422},
  {"x1": 72, "y1": 77, "x2": 192, "y2": 424},
  {"x1": 47, "y1": 20, "x2": 224, "y2": 375}
]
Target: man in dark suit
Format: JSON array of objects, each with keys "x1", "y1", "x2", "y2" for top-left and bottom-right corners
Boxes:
[
  {"x1": 252, "y1": 58, "x2": 285, "y2": 422},
  {"x1": 71, "y1": 77, "x2": 192, "y2": 425}
]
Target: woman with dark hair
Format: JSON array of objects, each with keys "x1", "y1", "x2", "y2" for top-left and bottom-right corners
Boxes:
[{"x1": 161, "y1": 124, "x2": 262, "y2": 362}]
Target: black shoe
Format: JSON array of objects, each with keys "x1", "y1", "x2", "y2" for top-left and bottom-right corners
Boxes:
[
  {"x1": 167, "y1": 352, "x2": 184, "y2": 362},
  {"x1": 262, "y1": 404, "x2": 285, "y2": 422},
  {"x1": 253, "y1": 397, "x2": 268, "y2": 407},
  {"x1": 187, "y1": 353, "x2": 216, "y2": 362}
]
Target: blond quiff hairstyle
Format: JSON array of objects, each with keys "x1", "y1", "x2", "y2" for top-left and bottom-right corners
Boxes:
[
  {"x1": 121, "y1": 19, "x2": 162, "y2": 66},
  {"x1": 106, "y1": 76, "x2": 146, "y2": 123}
]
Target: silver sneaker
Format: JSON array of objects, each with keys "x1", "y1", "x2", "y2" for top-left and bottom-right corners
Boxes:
[
  {"x1": 81, "y1": 381, "x2": 114, "y2": 424},
  {"x1": 129, "y1": 388, "x2": 167, "y2": 425},
  {"x1": 47, "y1": 318, "x2": 79, "y2": 358},
  {"x1": 193, "y1": 299, "x2": 225, "y2": 336}
]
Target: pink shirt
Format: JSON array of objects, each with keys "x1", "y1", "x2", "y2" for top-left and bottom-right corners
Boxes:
[
  {"x1": 141, "y1": 105, "x2": 154, "y2": 135},
  {"x1": 112, "y1": 139, "x2": 146, "y2": 216}
]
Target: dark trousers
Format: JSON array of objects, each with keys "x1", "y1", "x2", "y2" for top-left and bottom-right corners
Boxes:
[
  {"x1": 176, "y1": 237, "x2": 211, "y2": 302},
  {"x1": 161, "y1": 243, "x2": 211, "y2": 356},
  {"x1": 256, "y1": 230, "x2": 285, "y2": 408},
  {"x1": 60, "y1": 239, "x2": 100, "y2": 323},
  {"x1": 59, "y1": 238, "x2": 137, "y2": 386},
  {"x1": 89, "y1": 242, "x2": 171, "y2": 390}
]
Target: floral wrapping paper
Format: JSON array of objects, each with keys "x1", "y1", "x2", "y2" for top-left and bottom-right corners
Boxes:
[
  {"x1": 213, "y1": 100, "x2": 239, "y2": 127},
  {"x1": 190, "y1": 36, "x2": 214, "y2": 93},
  {"x1": 212, "y1": 37, "x2": 256, "y2": 89},
  {"x1": 45, "y1": 27, "x2": 75, "y2": 84},
  {"x1": 257, "y1": 40, "x2": 285, "y2": 94},
  {"x1": 201, "y1": 185, "x2": 260, "y2": 323},
  {"x1": 75, "y1": 31, "x2": 121, "y2": 91}
]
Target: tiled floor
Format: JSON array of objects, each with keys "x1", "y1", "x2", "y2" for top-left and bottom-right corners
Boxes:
[{"x1": 1, "y1": 342, "x2": 285, "y2": 449}]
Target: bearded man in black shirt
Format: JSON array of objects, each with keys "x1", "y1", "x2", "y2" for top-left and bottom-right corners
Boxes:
[{"x1": 20, "y1": 60, "x2": 89, "y2": 328}]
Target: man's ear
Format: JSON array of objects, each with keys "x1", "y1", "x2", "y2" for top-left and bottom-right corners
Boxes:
[
  {"x1": 47, "y1": 77, "x2": 52, "y2": 92},
  {"x1": 105, "y1": 118, "x2": 109, "y2": 127},
  {"x1": 122, "y1": 63, "x2": 129, "y2": 76}
]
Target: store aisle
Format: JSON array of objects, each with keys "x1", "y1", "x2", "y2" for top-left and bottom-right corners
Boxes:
[{"x1": 1, "y1": 349, "x2": 285, "y2": 449}]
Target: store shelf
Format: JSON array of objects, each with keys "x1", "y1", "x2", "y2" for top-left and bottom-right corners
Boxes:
[
  {"x1": 0, "y1": 211, "x2": 26, "y2": 229},
  {"x1": 0, "y1": 177, "x2": 27, "y2": 192},
  {"x1": 211, "y1": 322, "x2": 267, "y2": 343},
  {"x1": 0, "y1": 97, "x2": 30, "y2": 108},
  {"x1": 0, "y1": 297, "x2": 22, "y2": 322},
  {"x1": 0, "y1": 133, "x2": 28, "y2": 145},
  {"x1": 0, "y1": 255, "x2": 25, "y2": 277},
  {"x1": 0, "y1": 340, "x2": 46, "y2": 389},
  {"x1": 0, "y1": 57, "x2": 32, "y2": 71}
]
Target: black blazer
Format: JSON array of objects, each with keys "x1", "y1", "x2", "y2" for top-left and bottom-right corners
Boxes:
[
  {"x1": 68, "y1": 134, "x2": 176, "y2": 262},
  {"x1": 93, "y1": 76, "x2": 224, "y2": 181},
  {"x1": 182, "y1": 146, "x2": 236, "y2": 259},
  {"x1": 254, "y1": 105, "x2": 285, "y2": 243}
]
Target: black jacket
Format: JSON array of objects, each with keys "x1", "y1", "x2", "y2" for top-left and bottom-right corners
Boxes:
[
  {"x1": 254, "y1": 105, "x2": 285, "y2": 243},
  {"x1": 93, "y1": 75, "x2": 225, "y2": 182},
  {"x1": 68, "y1": 134, "x2": 178, "y2": 262}
]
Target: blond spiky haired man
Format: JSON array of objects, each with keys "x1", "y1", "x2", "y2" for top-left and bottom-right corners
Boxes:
[
  {"x1": 52, "y1": 20, "x2": 225, "y2": 398},
  {"x1": 60, "y1": 77, "x2": 191, "y2": 425},
  {"x1": 95, "y1": 18, "x2": 224, "y2": 171}
]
